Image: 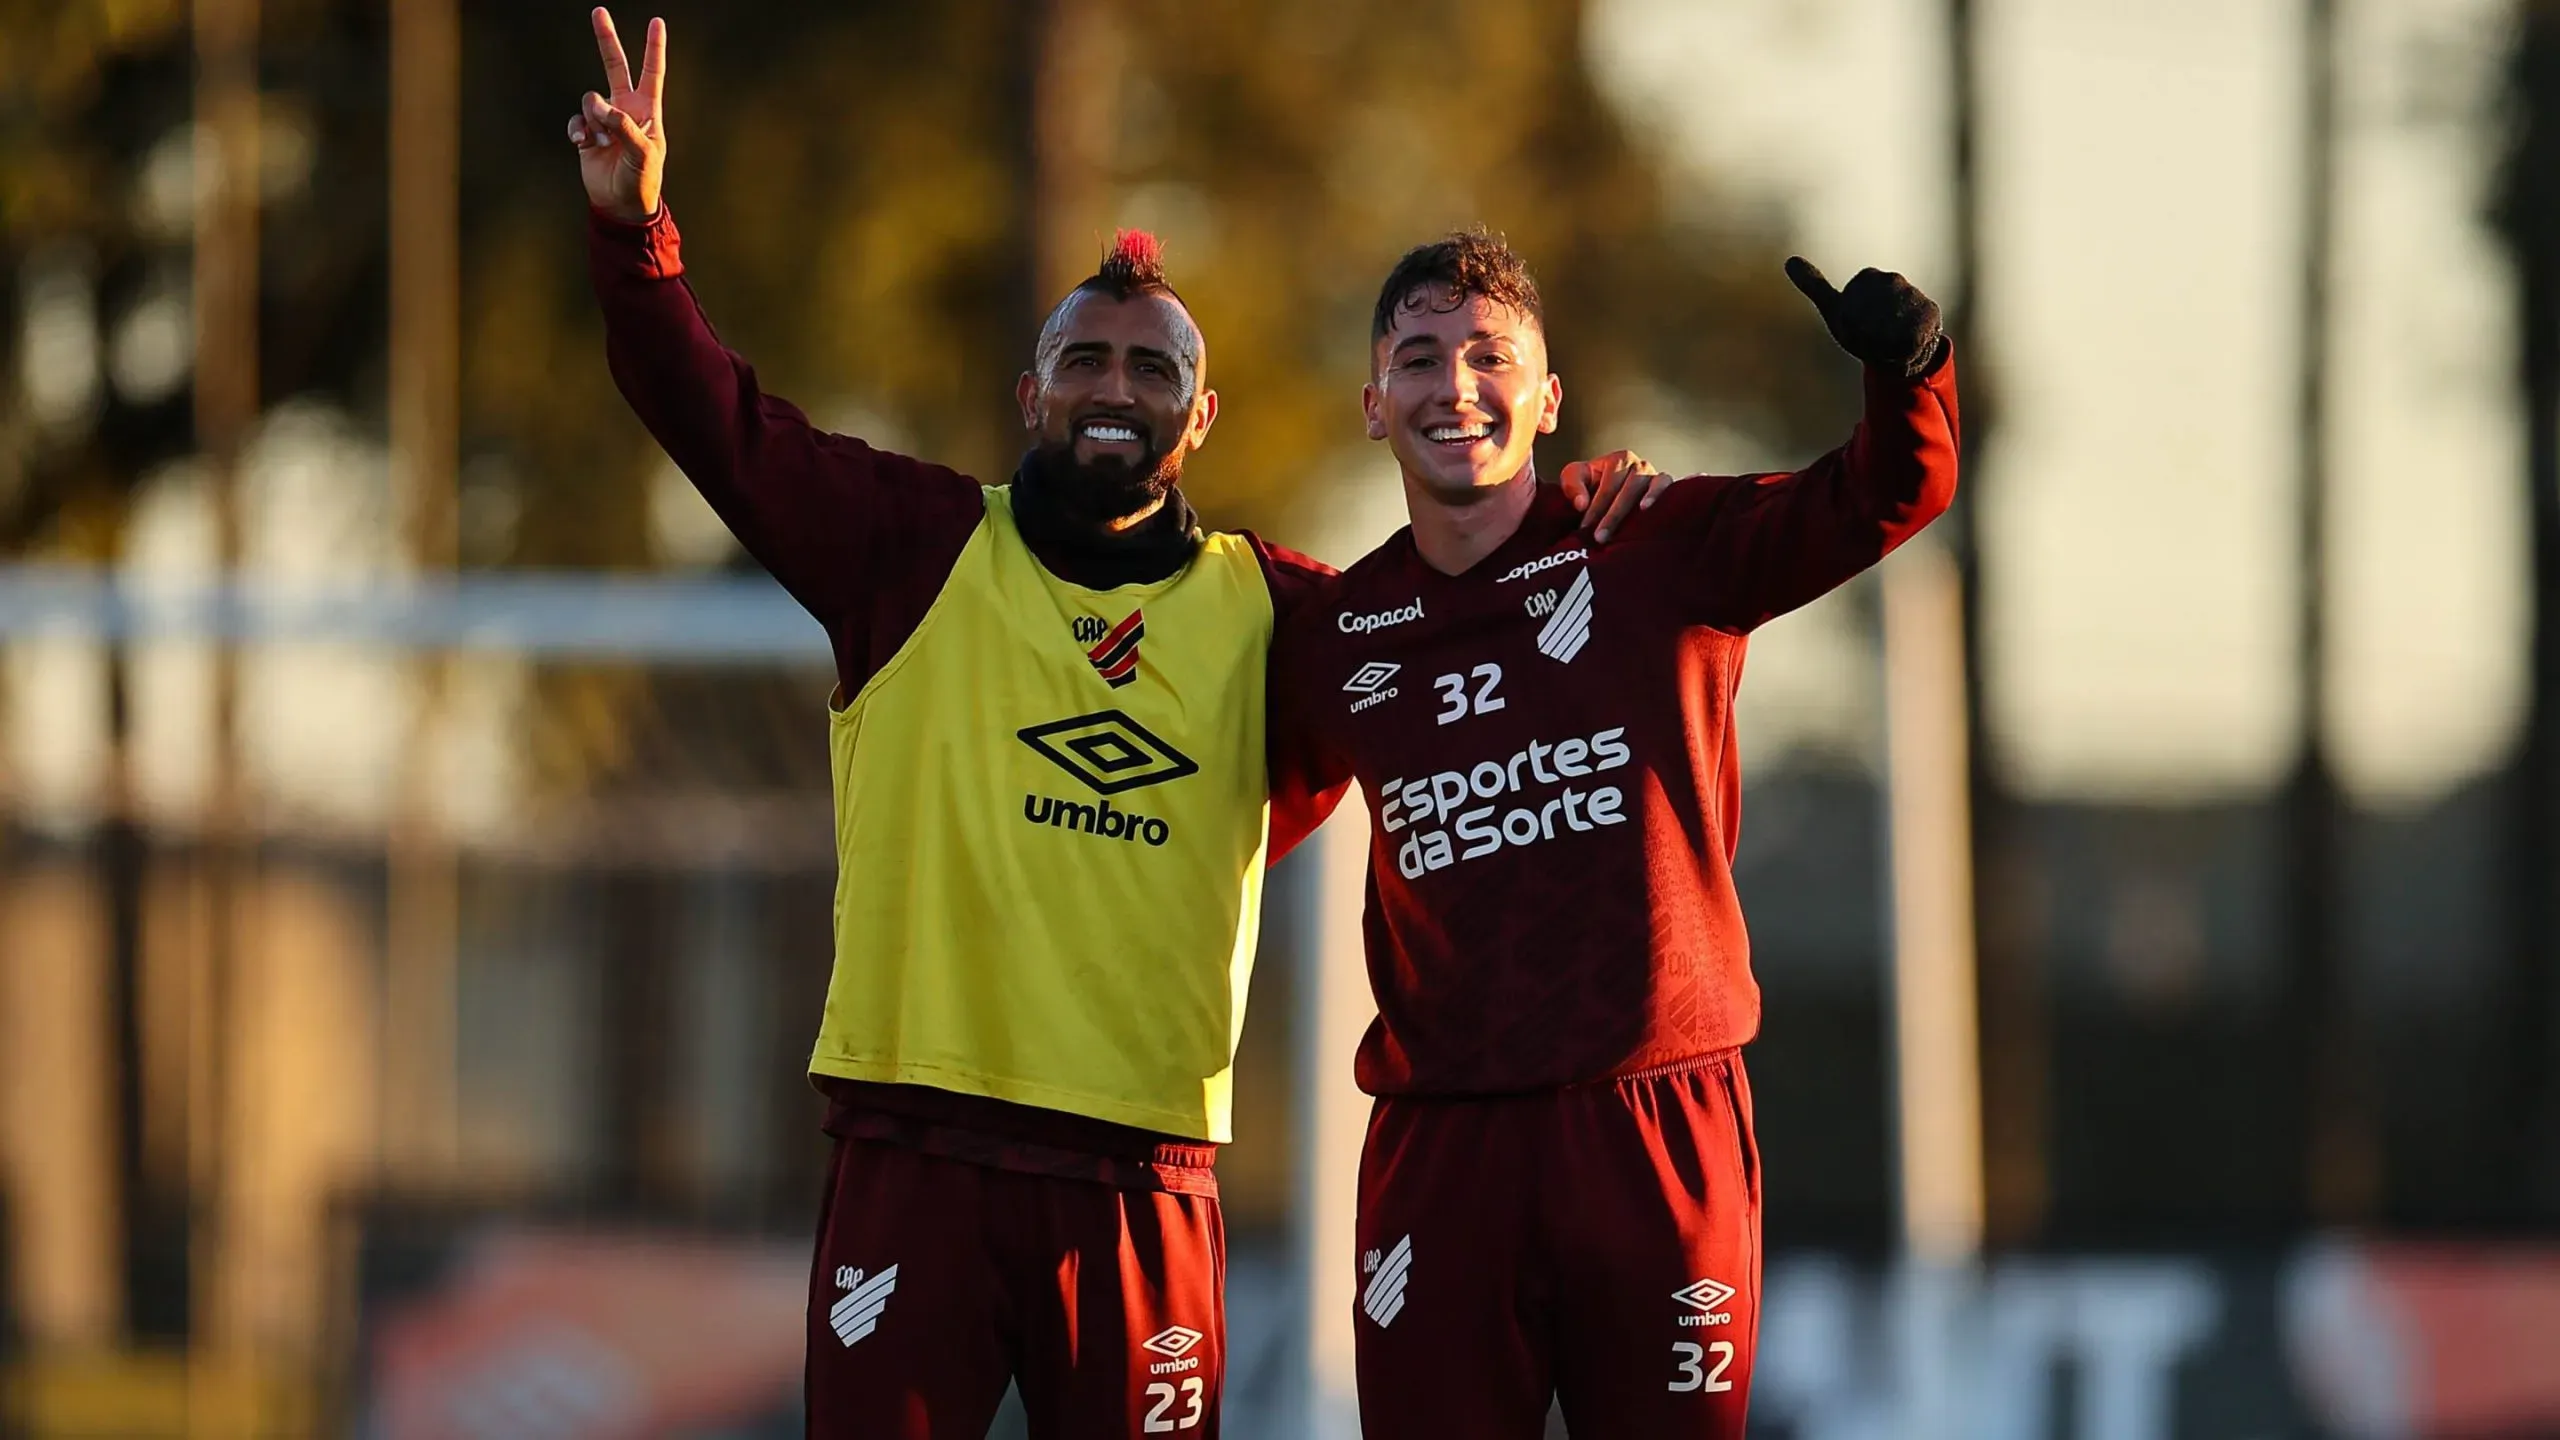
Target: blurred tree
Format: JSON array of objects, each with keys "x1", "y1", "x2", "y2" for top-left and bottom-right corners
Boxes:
[
  {"x1": 5, "y1": 0, "x2": 1842, "y2": 558},
  {"x1": 1108, "y1": 0, "x2": 1848, "y2": 527},
  {"x1": 0, "y1": 0, "x2": 191, "y2": 556},
  {"x1": 2, "y1": 0, "x2": 1846, "y2": 797},
  {"x1": 456, "y1": 0, "x2": 1841, "y2": 555},
  {"x1": 0, "y1": 0, "x2": 390, "y2": 553},
  {"x1": 2493, "y1": 0, "x2": 2560, "y2": 1225},
  {"x1": 457, "y1": 0, "x2": 1027, "y2": 569}
]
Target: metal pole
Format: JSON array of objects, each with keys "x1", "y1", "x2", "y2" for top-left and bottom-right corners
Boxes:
[
  {"x1": 1029, "y1": 0, "x2": 1120, "y2": 304},
  {"x1": 1945, "y1": 0, "x2": 2044, "y2": 1247},
  {"x1": 190, "y1": 0, "x2": 258, "y2": 1372},
  {"x1": 1291, "y1": 801, "x2": 1373, "y2": 1440},
  {"x1": 2290, "y1": 0, "x2": 2374, "y2": 1224},
  {"x1": 2501, "y1": 0, "x2": 2560, "y2": 1224},
  {"x1": 386, "y1": 0, "x2": 462, "y2": 1181},
  {"x1": 1884, "y1": 537, "x2": 1987, "y2": 1265},
  {"x1": 390, "y1": 0, "x2": 458, "y2": 579},
  {"x1": 102, "y1": 647, "x2": 159, "y2": 1342},
  {"x1": 1881, "y1": 535, "x2": 1985, "y2": 1440}
]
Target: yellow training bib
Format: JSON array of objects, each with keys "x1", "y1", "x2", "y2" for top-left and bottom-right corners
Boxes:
[{"x1": 810, "y1": 486, "x2": 1274, "y2": 1140}]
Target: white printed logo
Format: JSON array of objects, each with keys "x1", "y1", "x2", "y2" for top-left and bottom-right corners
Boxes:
[
  {"x1": 1380, "y1": 724, "x2": 1634, "y2": 878},
  {"x1": 829, "y1": 1264, "x2": 900, "y2": 1347},
  {"x1": 1339, "y1": 599, "x2": 1424, "y2": 635},
  {"x1": 1344, "y1": 661, "x2": 1402, "y2": 713},
  {"x1": 1524, "y1": 587, "x2": 1560, "y2": 619},
  {"x1": 1344, "y1": 661, "x2": 1401, "y2": 694},
  {"x1": 1534, "y1": 569, "x2": 1594, "y2": 663},
  {"x1": 1672, "y1": 1276, "x2": 1736, "y2": 1327},
  {"x1": 1361, "y1": 1235, "x2": 1413, "y2": 1328},
  {"x1": 1141, "y1": 1323, "x2": 1207, "y2": 1378},
  {"x1": 1497, "y1": 548, "x2": 1587, "y2": 584}
]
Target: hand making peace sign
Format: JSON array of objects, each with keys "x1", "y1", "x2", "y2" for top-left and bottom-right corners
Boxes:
[{"x1": 566, "y1": 8, "x2": 667, "y2": 225}]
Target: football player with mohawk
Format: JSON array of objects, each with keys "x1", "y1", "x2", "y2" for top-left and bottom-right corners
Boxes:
[{"x1": 566, "y1": 11, "x2": 1664, "y2": 1435}]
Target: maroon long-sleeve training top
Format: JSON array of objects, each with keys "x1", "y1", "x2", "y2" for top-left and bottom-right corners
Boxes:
[
  {"x1": 1274, "y1": 353, "x2": 1961, "y2": 1097},
  {"x1": 589, "y1": 205, "x2": 1341, "y2": 1190}
]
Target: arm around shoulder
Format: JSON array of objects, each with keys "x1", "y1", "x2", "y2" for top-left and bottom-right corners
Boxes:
[{"x1": 1249, "y1": 535, "x2": 1353, "y2": 862}]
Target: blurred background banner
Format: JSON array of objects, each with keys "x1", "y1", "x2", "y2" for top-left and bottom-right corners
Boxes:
[
  {"x1": 363, "y1": 1229, "x2": 805, "y2": 1440},
  {"x1": 2, "y1": 0, "x2": 2558, "y2": 1435}
]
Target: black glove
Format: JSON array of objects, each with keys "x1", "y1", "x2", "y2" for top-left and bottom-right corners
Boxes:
[{"x1": 1785, "y1": 257, "x2": 1944, "y2": 378}]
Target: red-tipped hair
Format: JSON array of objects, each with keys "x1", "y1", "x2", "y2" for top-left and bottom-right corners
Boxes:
[{"x1": 1100, "y1": 228, "x2": 1168, "y2": 290}]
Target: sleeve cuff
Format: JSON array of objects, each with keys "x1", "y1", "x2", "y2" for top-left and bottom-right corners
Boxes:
[
  {"x1": 1867, "y1": 335, "x2": 1954, "y2": 391},
  {"x1": 586, "y1": 203, "x2": 683, "y2": 281}
]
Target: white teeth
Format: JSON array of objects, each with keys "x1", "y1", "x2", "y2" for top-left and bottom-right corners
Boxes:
[
  {"x1": 1081, "y1": 423, "x2": 1139, "y2": 443},
  {"x1": 1426, "y1": 424, "x2": 1493, "y2": 443}
]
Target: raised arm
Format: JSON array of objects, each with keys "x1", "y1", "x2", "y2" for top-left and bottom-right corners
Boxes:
[
  {"x1": 570, "y1": 9, "x2": 980, "y2": 627},
  {"x1": 1637, "y1": 259, "x2": 1961, "y2": 631}
]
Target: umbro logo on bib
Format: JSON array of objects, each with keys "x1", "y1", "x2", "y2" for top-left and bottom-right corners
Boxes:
[
  {"x1": 1017, "y1": 712, "x2": 1197, "y2": 848},
  {"x1": 1019, "y1": 711, "x2": 1198, "y2": 794}
]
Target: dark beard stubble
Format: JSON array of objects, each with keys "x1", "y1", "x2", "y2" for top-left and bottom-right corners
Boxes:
[{"x1": 1028, "y1": 433, "x2": 1184, "y2": 527}]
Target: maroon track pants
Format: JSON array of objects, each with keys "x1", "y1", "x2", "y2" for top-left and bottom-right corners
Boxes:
[
  {"x1": 1352, "y1": 1053, "x2": 1763, "y2": 1439},
  {"x1": 804, "y1": 1136, "x2": 1225, "y2": 1439}
]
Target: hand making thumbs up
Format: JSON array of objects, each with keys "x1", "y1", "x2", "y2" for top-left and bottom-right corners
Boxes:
[{"x1": 1785, "y1": 257, "x2": 1945, "y2": 378}]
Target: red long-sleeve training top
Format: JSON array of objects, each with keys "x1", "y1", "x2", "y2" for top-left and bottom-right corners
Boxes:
[{"x1": 1274, "y1": 352, "x2": 1960, "y2": 1097}]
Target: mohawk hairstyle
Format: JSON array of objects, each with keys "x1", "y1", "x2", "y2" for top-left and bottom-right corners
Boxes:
[
  {"x1": 1371, "y1": 228, "x2": 1545, "y2": 345},
  {"x1": 1033, "y1": 227, "x2": 1205, "y2": 386},
  {"x1": 1098, "y1": 229, "x2": 1166, "y2": 290},
  {"x1": 1085, "y1": 228, "x2": 1178, "y2": 302}
]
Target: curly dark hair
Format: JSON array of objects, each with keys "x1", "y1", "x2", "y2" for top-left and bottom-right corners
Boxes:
[{"x1": 1370, "y1": 228, "x2": 1546, "y2": 350}]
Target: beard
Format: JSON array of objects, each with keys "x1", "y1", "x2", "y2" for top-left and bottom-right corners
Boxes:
[{"x1": 1024, "y1": 428, "x2": 1184, "y2": 526}]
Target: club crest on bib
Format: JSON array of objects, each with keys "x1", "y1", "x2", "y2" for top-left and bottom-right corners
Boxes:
[{"x1": 1073, "y1": 609, "x2": 1145, "y2": 688}]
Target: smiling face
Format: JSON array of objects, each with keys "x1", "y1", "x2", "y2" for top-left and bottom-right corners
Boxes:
[
  {"x1": 1017, "y1": 288, "x2": 1216, "y2": 524},
  {"x1": 1364, "y1": 285, "x2": 1562, "y2": 503}
]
